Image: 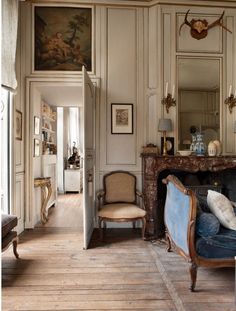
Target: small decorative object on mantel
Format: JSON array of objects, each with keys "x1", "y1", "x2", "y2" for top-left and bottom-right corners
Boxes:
[
  {"x1": 208, "y1": 141, "x2": 217, "y2": 157},
  {"x1": 195, "y1": 132, "x2": 206, "y2": 156},
  {"x1": 158, "y1": 118, "x2": 173, "y2": 156},
  {"x1": 212, "y1": 140, "x2": 222, "y2": 156},
  {"x1": 224, "y1": 85, "x2": 236, "y2": 113},
  {"x1": 161, "y1": 83, "x2": 176, "y2": 114},
  {"x1": 179, "y1": 10, "x2": 232, "y2": 40},
  {"x1": 142, "y1": 144, "x2": 159, "y2": 154}
]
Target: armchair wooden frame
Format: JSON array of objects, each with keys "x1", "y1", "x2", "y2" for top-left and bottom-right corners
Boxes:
[
  {"x1": 97, "y1": 171, "x2": 146, "y2": 240},
  {"x1": 162, "y1": 175, "x2": 234, "y2": 292}
]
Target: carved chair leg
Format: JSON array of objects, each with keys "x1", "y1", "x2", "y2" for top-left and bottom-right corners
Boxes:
[
  {"x1": 141, "y1": 217, "x2": 146, "y2": 240},
  {"x1": 189, "y1": 262, "x2": 198, "y2": 292},
  {"x1": 12, "y1": 238, "x2": 19, "y2": 259},
  {"x1": 98, "y1": 217, "x2": 103, "y2": 241},
  {"x1": 132, "y1": 221, "x2": 136, "y2": 229},
  {"x1": 166, "y1": 232, "x2": 172, "y2": 252}
]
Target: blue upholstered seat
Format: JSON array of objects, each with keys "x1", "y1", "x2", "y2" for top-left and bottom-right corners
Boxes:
[{"x1": 196, "y1": 228, "x2": 236, "y2": 258}]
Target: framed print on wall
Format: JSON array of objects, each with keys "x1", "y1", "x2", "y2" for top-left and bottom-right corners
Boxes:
[
  {"x1": 34, "y1": 116, "x2": 40, "y2": 135},
  {"x1": 111, "y1": 104, "x2": 133, "y2": 134},
  {"x1": 34, "y1": 6, "x2": 92, "y2": 72},
  {"x1": 34, "y1": 139, "x2": 40, "y2": 157},
  {"x1": 15, "y1": 110, "x2": 22, "y2": 141}
]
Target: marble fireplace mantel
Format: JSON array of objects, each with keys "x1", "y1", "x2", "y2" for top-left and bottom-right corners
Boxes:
[{"x1": 141, "y1": 154, "x2": 236, "y2": 239}]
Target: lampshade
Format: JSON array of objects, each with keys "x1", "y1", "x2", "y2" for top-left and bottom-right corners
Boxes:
[
  {"x1": 234, "y1": 121, "x2": 236, "y2": 133},
  {"x1": 158, "y1": 118, "x2": 172, "y2": 132}
]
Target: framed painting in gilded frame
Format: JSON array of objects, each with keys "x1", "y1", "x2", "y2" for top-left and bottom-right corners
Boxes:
[{"x1": 33, "y1": 5, "x2": 93, "y2": 73}]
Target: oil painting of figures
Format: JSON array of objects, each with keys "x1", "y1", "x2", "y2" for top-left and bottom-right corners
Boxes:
[{"x1": 34, "y1": 7, "x2": 92, "y2": 71}]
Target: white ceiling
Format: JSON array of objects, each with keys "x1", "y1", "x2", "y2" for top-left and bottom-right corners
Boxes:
[
  {"x1": 37, "y1": 85, "x2": 82, "y2": 107},
  {"x1": 178, "y1": 58, "x2": 220, "y2": 91}
]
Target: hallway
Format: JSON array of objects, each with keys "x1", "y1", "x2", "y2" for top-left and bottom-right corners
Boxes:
[{"x1": 37, "y1": 193, "x2": 83, "y2": 229}]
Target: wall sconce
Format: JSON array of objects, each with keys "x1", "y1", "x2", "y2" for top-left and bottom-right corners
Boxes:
[
  {"x1": 161, "y1": 83, "x2": 176, "y2": 114},
  {"x1": 225, "y1": 85, "x2": 236, "y2": 114},
  {"x1": 158, "y1": 118, "x2": 172, "y2": 156}
]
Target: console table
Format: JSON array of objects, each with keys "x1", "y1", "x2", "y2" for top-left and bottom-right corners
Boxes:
[
  {"x1": 34, "y1": 177, "x2": 52, "y2": 224},
  {"x1": 141, "y1": 154, "x2": 236, "y2": 239}
]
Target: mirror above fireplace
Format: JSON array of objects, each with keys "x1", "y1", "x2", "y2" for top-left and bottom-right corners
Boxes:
[{"x1": 177, "y1": 57, "x2": 221, "y2": 149}]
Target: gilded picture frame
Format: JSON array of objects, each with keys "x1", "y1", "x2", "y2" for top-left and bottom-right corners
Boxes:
[{"x1": 33, "y1": 5, "x2": 93, "y2": 73}]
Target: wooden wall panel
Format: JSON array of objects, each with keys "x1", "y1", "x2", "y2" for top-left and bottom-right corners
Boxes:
[{"x1": 106, "y1": 8, "x2": 137, "y2": 165}]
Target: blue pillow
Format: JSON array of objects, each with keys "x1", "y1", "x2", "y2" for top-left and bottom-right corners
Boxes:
[{"x1": 196, "y1": 212, "x2": 220, "y2": 237}]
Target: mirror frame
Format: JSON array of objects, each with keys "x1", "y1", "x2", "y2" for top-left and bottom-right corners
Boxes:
[{"x1": 176, "y1": 55, "x2": 223, "y2": 151}]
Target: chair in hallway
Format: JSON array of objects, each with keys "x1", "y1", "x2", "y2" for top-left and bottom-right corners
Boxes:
[{"x1": 97, "y1": 171, "x2": 146, "y2": 240}]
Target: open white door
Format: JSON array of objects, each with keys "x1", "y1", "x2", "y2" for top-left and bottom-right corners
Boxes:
[{"x1": 82, "y1": 67, "x2": 95, "y2": 249}]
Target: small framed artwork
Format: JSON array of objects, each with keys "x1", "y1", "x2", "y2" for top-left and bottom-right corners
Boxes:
[
  {"x1": 161, "y1": 137, "x2": 174, "y2": 155},
  {"x1": 34, "y1": 116, "x2": 40, "y2": 135},
  {"x1": 34, "y1": 139, "x2": 40, "y2": 157},
  {"x1": 111, "y1": 104, "x2": 133, "y2": 134},
  {"x1": 15, "y1": 110, "x2": 22, "y2": 141}
]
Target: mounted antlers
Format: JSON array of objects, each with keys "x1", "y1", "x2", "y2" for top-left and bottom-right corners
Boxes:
[{"x1": 179, "y1": 10, "x2": 232, "y2": 40}]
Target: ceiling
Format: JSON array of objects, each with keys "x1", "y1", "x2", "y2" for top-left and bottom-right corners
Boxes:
[{"x1": 37, "y1": 85, "x2": 82, "y2": 107}]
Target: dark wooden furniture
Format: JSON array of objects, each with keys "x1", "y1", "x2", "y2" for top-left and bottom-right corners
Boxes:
[
  {"x1": 141, "y1": 154, "x2": 236, "y2": 238},
  {"x1": 162, "y1": 174, "x2": 234, "y2": 291},
  {"x1": 97, "y1": 171, "x2": 146, "y2": 240},
  {"x1": 2, "y1": 214, "x2": 19, "y2": 258}
]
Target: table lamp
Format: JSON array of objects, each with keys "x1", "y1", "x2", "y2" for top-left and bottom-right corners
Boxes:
[{"x1": 158, "y1": 118, "x2": 172, "y2": 156}]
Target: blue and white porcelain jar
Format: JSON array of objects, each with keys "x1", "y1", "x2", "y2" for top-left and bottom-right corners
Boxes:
[
  {"x1": 195, "y1": 133, "x2": 206, "y2": 156},
  {"x1": 190, "y1": 134, "x2": 196, "y2": 152}
]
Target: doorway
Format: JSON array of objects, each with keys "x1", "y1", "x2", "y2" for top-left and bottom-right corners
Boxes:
[{"x1": 25, "y1": 73, "x2": 99, "y2": 248}]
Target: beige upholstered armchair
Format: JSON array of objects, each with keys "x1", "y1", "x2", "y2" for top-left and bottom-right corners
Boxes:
[{"x1": 97, "y1": 171, "x2": 146, "y2": 240}]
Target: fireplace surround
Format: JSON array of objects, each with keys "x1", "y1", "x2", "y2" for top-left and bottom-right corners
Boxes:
[{"x1": 141, "y1": 154, "x2": 236, "y2": 239}]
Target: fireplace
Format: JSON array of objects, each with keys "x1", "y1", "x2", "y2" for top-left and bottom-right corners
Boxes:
[{"x1": 141, "y1": 154, "x2": 236, "y2": 239}]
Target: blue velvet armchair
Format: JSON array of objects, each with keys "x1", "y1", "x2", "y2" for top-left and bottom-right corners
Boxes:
[{"x1": 163, "y1": 175, "x2": 235, "y2": 291}]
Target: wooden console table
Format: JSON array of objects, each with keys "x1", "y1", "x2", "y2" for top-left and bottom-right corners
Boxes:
[
  {"x1": 141, "y1": 154, "x2": 236, "y2": 239},
  {"x1": 34, "y1": 177, "x2": 52, "y2": 224}
]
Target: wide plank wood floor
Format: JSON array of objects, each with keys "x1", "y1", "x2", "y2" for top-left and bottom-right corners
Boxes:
[
  {"x1": 2, "y1": 194, "x2": 236, "y2": 311},
  {"x1": 2, "y1": 229, "x2": 175, "y2": 311}
]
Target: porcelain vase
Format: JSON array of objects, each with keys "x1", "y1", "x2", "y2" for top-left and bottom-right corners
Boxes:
[{"x1": 208, "y1": 141, "x2": 217, "y2": 156}]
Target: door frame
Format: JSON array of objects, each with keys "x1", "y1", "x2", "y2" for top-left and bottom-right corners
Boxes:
[{"x1": 25, "y1": 77, "x2": 100, "y2": 229}]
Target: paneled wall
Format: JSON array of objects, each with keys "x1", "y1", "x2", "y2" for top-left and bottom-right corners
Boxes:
[{"x1": 16, "y1": 1, "x2": 236, "y2": 230}]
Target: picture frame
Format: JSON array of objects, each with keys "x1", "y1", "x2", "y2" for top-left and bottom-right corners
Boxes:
[
  {"x1": 34, "y1": 116, "x2": 40, "y2": 135},
  {"x1": 34, "y1": 139, "x2": 40, "y2": 157},
  {"x1": 15, "y1": 110, "x2": 22, "y2": 141},
  {"x1": 161, "y1": 137, "x2": 174, "y2": 155},
  {"x1": 111, "y1": 104, "x2": 133, "y2": 134},
  {"x1": 34, "y1": 5, "x2": 93, "y2": 73}
]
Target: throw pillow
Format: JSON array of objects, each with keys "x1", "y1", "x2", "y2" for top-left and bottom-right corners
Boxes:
[
  {"x1": 196, "y1": 212, "x2": 220, "y2": 237},
  {"x1": 207, "y1": 190, "x2": 236, "y2": 230}
]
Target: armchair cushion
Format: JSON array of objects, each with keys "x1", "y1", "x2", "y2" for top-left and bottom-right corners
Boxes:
[
  {"x1": 98, "y1": 203, "x2": 146, "y2": 219},
  {"x1": 196, "y1": 212, "x2": 220, "y2": 237},
  {"x1": 105, "y1": 173, "x2": 135, "y2": 203}
]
